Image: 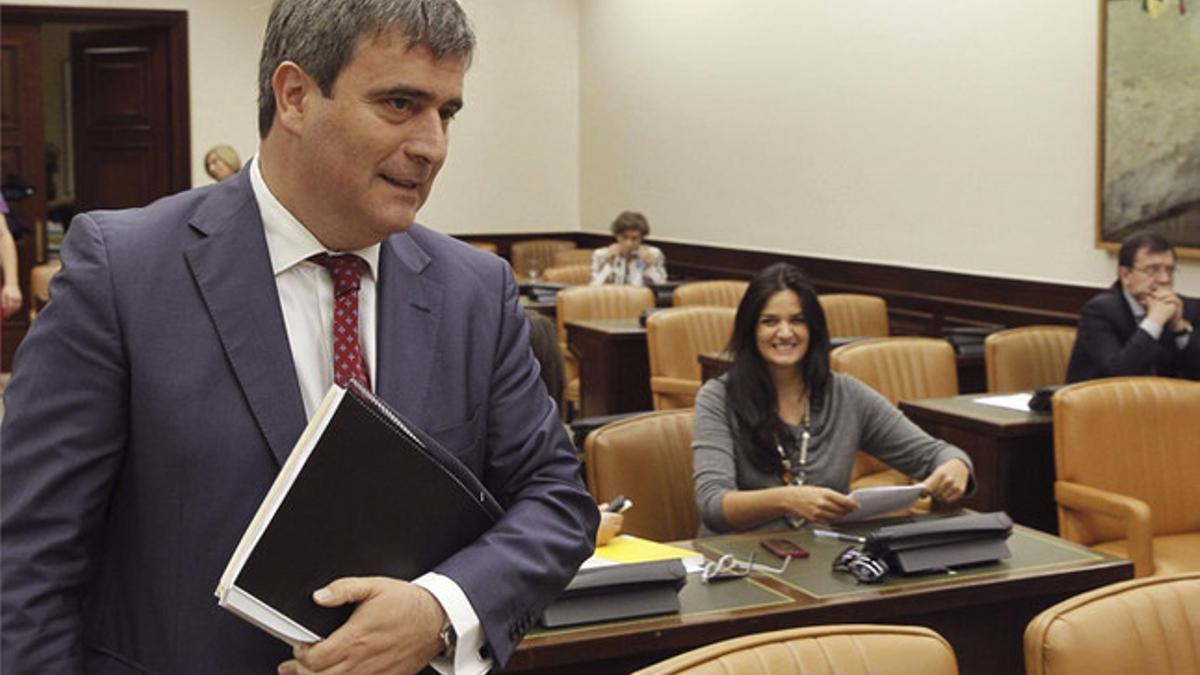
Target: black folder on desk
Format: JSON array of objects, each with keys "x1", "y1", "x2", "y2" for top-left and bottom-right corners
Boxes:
[
  {"x1": 541, "y1": 559, "x2": 687, "y2": 628},
  {"x1": 865, "y1": 512, "x2": 1013, "y2": 574},
  {"x1": 216, "y1": 381, "x2": 503, "y2": 645}
]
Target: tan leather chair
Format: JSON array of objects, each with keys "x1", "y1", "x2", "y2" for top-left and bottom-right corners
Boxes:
[
  {"x1": 633, "y1": 624, "x2": 959, "y2": 675},
  {"x1": 830, "y1": 337, "x2": 958, "y2": 491},
  {"x1": 1052, "y1": 377, "x2": 1200, "y2": 577},
  {"x1": 585, "y1": 409, "x2": 699, "y2": 542},
  {"x1": 818, "y1": 293, "x2": 889, "y2": 339},
  {"x1": 467, "y1": 241, "x2": 498, "y2": 254},
  {"x1": 552, "y1": 247, "x2": 594, "y2": 268},
  {"x1": 672, "y1": 280, "x2": 748, "y2": 308},
  {"x1": 541, "y1": 263, "x2": 591, "y2": 285},
  {"x1": 29, "y1": 259, "x2": 62, "y2": 321},
  {"x1": 984, "y1": 325, "x2": 1076, "y2": 393},
  {"x1": 646, "y1": 307, "x2": 735, "y2": 410},
  {"x1": 1024, "y1": 572, "x2": 1200, "y2": 675},
  {"x1": 509, "y1": 238, "x2": 574, "y2": 278},
  {"x1": 556, "y1": 285, "x2": 655, "y2": 410}
]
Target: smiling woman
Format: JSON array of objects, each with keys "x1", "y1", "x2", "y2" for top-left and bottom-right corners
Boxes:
[{"x1": 691, "y1": 263, "x2": 975, "y2": 536}]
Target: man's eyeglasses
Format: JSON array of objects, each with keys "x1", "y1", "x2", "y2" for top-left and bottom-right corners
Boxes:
[
  {"x1": 701, "y1": 552, "x2": 791, "y2": 583},
  {"x1": 1130, "y1": 264, "x2": 1177, "y2": 279},
  {"x1": 832, "y1": 546, "x2": 889, "y2": 584}
]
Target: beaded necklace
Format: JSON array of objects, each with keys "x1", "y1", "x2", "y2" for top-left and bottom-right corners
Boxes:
[{"x1": 776, "y1": 394, "x2": 811, "y2": 529}]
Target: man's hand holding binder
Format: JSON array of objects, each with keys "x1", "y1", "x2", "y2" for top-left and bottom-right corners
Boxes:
[{"x1": 279, "y1": 577, "x2": 447, "y2": 675}]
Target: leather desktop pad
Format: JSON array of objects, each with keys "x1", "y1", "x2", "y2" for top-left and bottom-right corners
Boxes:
[{"x1": 697, "y1": 520, "x2": 1107, "y2": 599}]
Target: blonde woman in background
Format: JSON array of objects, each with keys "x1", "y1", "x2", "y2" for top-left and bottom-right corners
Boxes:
[{"x1": 203, "y1": 144, "x2": 241, "y2": 182}]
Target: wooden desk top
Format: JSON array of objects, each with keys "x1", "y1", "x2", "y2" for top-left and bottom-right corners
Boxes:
[{"x1": 899, "y1": 393, "x2": 1051, "y2": 436}]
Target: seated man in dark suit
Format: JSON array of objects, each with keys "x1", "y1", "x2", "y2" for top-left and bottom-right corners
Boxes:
[{"x1": 1066, "y1": 232, "x2": 1199, "y2": 383}]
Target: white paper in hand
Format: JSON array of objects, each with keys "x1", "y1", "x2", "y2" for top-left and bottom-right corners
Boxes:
[{"x1": 834, "y1": 484, "x2": 925, "y2": 523}]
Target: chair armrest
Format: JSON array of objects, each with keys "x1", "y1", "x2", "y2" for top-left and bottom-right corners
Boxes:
[
  {"x1": 1055, "y1": 480, "x2": 1154, "y2": 577},
  {"x1": 649, "y1": 377, "x2": 701, "y2": 396}
]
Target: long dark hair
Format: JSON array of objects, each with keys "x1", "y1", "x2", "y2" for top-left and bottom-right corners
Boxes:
[{"x1": 724, "y1": 263, "x2": 831, "y2": 475}]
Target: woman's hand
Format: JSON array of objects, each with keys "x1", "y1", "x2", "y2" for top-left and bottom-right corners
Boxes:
[
  {"x1": 779, "y1": 486, "x2": 859, "y2": 523},
  {"x1": 595, "y1": 509, "x2": 623, "y2": 547},
  {"x1": 1, "y1": 283, "x2": 21, "y2": 316},
  {"x1": 921, "y1": 459, "x2": 970, "y2": 504}
]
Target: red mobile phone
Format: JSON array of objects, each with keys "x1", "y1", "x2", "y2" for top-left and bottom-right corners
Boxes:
[{"x1": 760, "y1": 537, "x2": 810, "y2": 559}]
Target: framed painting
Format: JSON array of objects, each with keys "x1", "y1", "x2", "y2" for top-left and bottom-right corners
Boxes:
[{"x1": 1096, "y1": 0, "x2": 1200, "y2": 257}]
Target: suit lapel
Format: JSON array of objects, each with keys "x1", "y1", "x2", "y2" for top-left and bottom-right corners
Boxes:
[
  {"x1": 1111, "y1": 282, "x2": 1141, "y2": 339},
  {"x1": 375, "y1": 233, "x2": 444, "y2": 427},
  {"x1": 184, "y1": 174, "x2": 307, "y2": 466}
]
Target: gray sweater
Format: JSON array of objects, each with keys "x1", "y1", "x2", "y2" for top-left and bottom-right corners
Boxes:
[{"x1": 692, "y1": 373, "x2": 974, "y2": 535}]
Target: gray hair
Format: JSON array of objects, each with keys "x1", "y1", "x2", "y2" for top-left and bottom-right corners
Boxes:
[{"x1": 257, "y1": 0, "x2": 475, "y2": 136}]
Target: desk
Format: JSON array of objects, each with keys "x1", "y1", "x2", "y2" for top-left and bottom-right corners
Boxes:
[
  {"x1": 510, "y1": 522, "x2": 1130, "y2": 675},
  {"x1": 698, "y1": 351, "x2": 731, "y2": 384},
  {"x1": 899, "y1": 395, "x2": 1056, "y2": 534},
  {"x1": 518, "y1": 296, "x2": 556, "y2": 320},
  {"x1": 566, "y1": 319, "x2": 651, "y2": 417}
]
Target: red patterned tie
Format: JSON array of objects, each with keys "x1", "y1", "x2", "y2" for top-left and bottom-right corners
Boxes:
[{"x1": 311, "y1": 253, "x2": 371, "y2": 390}]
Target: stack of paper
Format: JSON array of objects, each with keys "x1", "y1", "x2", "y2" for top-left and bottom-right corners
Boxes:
[{"x1": 584, "y1": 535, "x2": 706, "y2": 573}]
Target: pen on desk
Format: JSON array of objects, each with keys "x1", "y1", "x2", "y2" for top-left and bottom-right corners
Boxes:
[{"x1": 811, "y1": 528, "x2": 866, "y2": 544}]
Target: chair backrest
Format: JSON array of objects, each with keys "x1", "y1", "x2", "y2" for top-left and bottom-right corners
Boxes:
[
  {"x1": 645, "y1": 307, "x2": 735, "y2": 410},
  {"x1": 553, "y1": 247, "x2": 594, "y2": 268},
  {"x1": 585, "y1": 410, "x2": 699, "y2": 542},
  {"x1": 830, "y1": 337, "x2": 958, "y2": 405},
  {"x1": 1052, "y1": 377, "x2": 1200, "y2": 545},
  {"x1": 818, "y1": 293, "x2": 889, "y2": 339},
  {"x1": 672, "y1": 280, "x2": 748, "y2": 308},
  {"x1": 467, "y1": 241, "x2": 498, "y2": 254},
  {"x1": 830, "y1": 337, "x2": 958, "y2": 481},
  {"x1": 633, "y1": 624, "x2": 959, "y2": 675},
  {"x1": 510, "y1": 239, "x2": 575, "y2": 277},
  {"x1": 984, "y1": 325, "x2": 1077, "y2": 393},
  {"x1": 541, "y1": 263, "x2": 591, "y2": 285},
  {"x1": 1024, "y1": 572, "x2": 1200, "y2": 675},
  {"x1": 555, "y1": 285, "x2": 656, "y2": 374}
]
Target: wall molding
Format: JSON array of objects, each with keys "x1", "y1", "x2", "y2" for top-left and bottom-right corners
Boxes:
[{"x1": 460, "y1": 232, "x2": 1100, "y2": 336}]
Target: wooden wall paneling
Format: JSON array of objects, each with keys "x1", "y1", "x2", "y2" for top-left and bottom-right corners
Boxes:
[
  {"x1": 456, "y1": 233, "x2": 1096, "y2": 338},
  {"x1": 0, "y1": 20, "x2": 45, "y2": 370}
]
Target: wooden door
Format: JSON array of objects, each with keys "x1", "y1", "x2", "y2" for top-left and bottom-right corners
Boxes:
[
  {"x1": 0, "y1": 21, "x2": 45, "y2": 369},
  {"x1": 71, "y1": 28, "x2": 171, "y2": 212}
]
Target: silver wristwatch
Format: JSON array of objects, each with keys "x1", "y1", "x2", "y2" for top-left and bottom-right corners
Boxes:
[{"x1": 437, "y1": 620, "x2": 456, "y2": 658}]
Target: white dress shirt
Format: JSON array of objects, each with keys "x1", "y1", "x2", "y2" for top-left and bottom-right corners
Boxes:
[
  {"x1": 250, "y1": 156, "x2": 490, "y2": 675},
  {"x1": 589, "y1": 245, "x2": 667, "y2": 286}
]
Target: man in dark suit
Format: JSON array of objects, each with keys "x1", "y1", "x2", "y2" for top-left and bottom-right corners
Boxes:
[
  {"x1": 1066, "y1": 232, "x2": 1200, "y2": 383},
  {"x1": 0, "y1": 1, "x2": 598, "y2": 673}
]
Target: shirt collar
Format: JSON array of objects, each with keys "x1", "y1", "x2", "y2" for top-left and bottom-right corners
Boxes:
[
  {"x1": 250, "y1": 154, "x2": 380, "y2": 279},
  {"x1": 1121, "y1": 286, "x2": 1145, "y2": 321}
]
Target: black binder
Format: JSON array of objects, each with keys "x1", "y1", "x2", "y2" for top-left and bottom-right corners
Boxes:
[
  {"x1": 864, "y1": 512, "x2": 1013, "y2": 574},
  {"x1": 540, "y1": 559, "x2": 687, "y2": 628},
  {"x1": 216, "y1": 381, "x2": 503, "y2": 645}
]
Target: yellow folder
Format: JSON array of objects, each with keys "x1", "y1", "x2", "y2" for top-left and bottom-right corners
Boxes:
[{"x1": 593, "y1": 534, "x2": 704, "y2": 566}]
